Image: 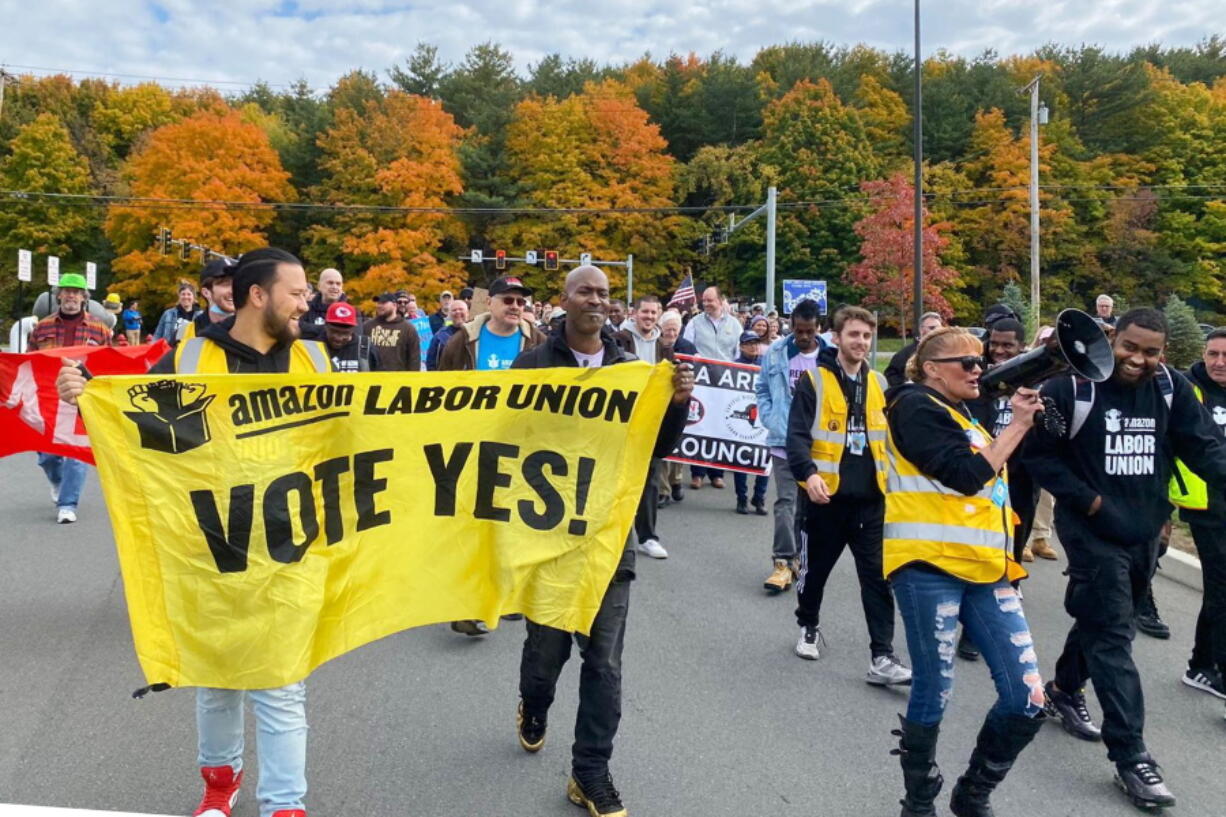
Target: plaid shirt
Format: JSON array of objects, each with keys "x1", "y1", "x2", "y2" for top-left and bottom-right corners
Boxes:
[{"x1": 28, "y1": 312, "x2": 112, "y2": 350}]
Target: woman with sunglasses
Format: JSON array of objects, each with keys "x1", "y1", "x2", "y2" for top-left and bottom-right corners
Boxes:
[{"x1": 883, "y1": 326, "x2": 1045, "y2": 817}]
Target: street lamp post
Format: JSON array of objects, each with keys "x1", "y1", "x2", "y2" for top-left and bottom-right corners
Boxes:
[
  {"x1": 912, "y1": 0, "x2": 923, "y2": 339},
  {"x1": 1021, "y1": 76, "x2": 1048, "y2": 333}
]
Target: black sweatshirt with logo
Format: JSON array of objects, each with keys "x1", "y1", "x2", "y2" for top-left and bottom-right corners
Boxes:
[
  {"x1": 1178, "y1": 361, "x2": 1226, "y2": 523},
  {"x1": 1023, "y1": 369, "x2": 1226, "y2": 546}
]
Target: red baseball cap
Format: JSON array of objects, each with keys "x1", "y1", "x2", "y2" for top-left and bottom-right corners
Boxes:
[{"x1": 325, "y1": 302, "x2": 358, "y2": 326}]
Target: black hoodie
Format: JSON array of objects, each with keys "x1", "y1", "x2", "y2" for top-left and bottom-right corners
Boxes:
[
  {"x1": 884, "y1": 382, "x2": 998, "y2": 496},
  {"x1": 1178, "y1": 361, "x2": 1226, "y2": 523},
  {"x1": 787, "y1": 345, "x2": 879, "y2": 500},
  {"x1": 148, "y1": 315, "x2": 321, "y2": 374},
  {"x1": 1023, "y1": 367, "x2": 1226, "y2": 546},
  {"x1": 511, "y1": 321, "x2": 690, "y2": 581}
]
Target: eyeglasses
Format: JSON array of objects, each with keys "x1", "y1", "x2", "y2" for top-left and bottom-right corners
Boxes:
[
  {"x1": 931, "y1": 355, "x2": 985, "y2": 372},
  {"x1": 498, "y1": 296, "x2": 527, "y2": 307}
]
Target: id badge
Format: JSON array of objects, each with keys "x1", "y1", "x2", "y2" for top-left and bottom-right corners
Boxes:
[
  {"x1": 990, "y1": 478, "x2": 1008, "y2": 507},
  {"x1": 847, "y1": 431, "x2": 867, "y2": 456}
]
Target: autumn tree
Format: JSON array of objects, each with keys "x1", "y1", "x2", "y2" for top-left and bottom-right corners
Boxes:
[
  {"x1": 845, "y1": 174, "x2": 960, "y2": 334},
  {"x1": 488, "y1": 80, "x2": 685, "y2": 297},
  {"x1": 105, "y1": 111, "x2": 294, "y2": 305},
  {"x1": 756, "y1": 79, "x2": 880, "y2": 304},
  {"x1": 304, "y1": 91, "x2": 466, "y2": 303},
  {"x1": 91, "y1": 83, "x2": 181, "y2": 157}
]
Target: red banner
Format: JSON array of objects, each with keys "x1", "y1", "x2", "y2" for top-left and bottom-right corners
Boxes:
[{"x1": 0, "y1": 342, "x2": 169, "y2": 464}]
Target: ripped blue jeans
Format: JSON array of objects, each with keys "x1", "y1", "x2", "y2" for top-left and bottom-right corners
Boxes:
[{"x1": 891, "y1": 567, "x2": 1044, "y2": 727}]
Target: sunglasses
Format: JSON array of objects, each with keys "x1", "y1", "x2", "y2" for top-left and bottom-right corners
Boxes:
[
  {"x1": 931, "y1": 355, "x2": 985, "y2": 372},
  {"x1": 498, "y1": 296, "x2": 527, "y2": 306}
]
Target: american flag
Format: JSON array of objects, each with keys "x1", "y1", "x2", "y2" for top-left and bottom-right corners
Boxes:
[{"x1": 666, "y1": 272, "x2": 695, "y2": 309}]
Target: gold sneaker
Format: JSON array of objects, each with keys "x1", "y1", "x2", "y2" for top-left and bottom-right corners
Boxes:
[
  {"x1": 763, "y1": 560, "x2": 794, "y2": 593},
  {"x1": 567, "y1": 775, "x2": 627, "y2": 817}
]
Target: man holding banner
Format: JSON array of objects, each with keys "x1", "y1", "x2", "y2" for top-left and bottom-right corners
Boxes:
[
  {"x1": 513, "y1": 265, "x2": 692, "y2": 817},
  {"x1": 58, "y1": 248, "x2": 330, "y2": 817},
  {"x1": 29, "y1": 271, "x2": 111, "y2": 524}
]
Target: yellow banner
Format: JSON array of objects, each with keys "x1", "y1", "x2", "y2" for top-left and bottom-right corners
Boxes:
[{"x1": 78, "y1": 363, "x2": 674, "y2": 690}]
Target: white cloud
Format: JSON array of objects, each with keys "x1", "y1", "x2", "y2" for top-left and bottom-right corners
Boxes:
[{"x1": 1, "y1": 0, "x2": 1219, "y2": 91}]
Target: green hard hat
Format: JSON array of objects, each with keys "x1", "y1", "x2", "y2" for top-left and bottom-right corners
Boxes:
[{"x1": 58, "y1": 273, "x2": 89, "y2": 290}]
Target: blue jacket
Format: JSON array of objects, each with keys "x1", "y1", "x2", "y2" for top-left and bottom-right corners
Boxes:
[{"x1": 756, "y1": 333, "x2": 826, "y2": 447}]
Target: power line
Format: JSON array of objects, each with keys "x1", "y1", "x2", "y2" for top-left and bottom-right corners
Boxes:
[{"x1": 2, "y1": 63, "x2": 297, "y2": 90}]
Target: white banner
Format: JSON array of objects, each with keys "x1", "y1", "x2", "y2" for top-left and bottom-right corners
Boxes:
[{"x1": 666, "y1": 354, "x2": 772, "y2": 475}]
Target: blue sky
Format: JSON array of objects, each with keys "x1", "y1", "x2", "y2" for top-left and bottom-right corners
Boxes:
[{"x1": 3, "y1": 1, "x2": 1221, "y2": 91}]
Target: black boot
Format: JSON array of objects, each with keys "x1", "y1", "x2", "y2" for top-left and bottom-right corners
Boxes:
[
  {"x1": 949, "y1": 713, "x2": 1043, "y2": 817},
  {"x1": 957, "y1": 630, "x2": 980, "y2": 661},
  {"x1": 736, "y1": 497, "x2": 749, "y2": 515},
  {"x1": 891, "y1": 714, "x2": 943, "y2": 817}
]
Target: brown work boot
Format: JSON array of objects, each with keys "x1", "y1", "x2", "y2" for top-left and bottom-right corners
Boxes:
[
  {"x1": 1030, "y1": 538, "x2": 1058, "y2": 560},
  {"x1": 1021, "y1": 544, "x2": 1035, "y2": 562},
  {"x1": 690, "y1": 477, "x2": 702, "y2": 490},
  {"x1": 763, "y1": 560, "x2": 794, "y2": 593}
]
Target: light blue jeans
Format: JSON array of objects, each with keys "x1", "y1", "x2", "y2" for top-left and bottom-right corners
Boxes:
[
  {"x1": 891, "y1": 567, "x2": 1045, "y2": 727},
  {"x1": 37, "y1": 453, "x2": 87, "y2": 511},
  {"x1": 197, "y1": 683, "x2": 308, "y2": 817}
]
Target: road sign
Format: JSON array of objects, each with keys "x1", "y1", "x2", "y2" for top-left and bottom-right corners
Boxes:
[
  {"x1": 579, "y1": 253, "x2": 592, "y2": 265},
  {"x1": 525, "y1": 250, "x2": 537, "y2": 265},
  {"x1": 470, "y1": 250, "x2": 483, "y2": 264},
  {"x1": 85, "y1": 262, "x2": 97, "y2": 290},
  {"x1": 47, "y1": 256, "x2": 60, "y2": 286},
  {"x1": 781, "y1": 279, "x2": 827, "y2": 316},
  {"x1": 17, "y1": 249, "x2": 31, "y2": 282}
]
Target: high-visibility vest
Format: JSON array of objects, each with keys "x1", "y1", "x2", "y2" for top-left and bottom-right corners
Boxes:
[
  {"x1": 884, "y1": 395, "x2": 1026, "y2": 584},
  {"x1": 173, "y1": 336, "x2": 331, "y2": 374},
  {"x1": 801, "y1": 365, "x2": 888, "y2": 495},
  {"x1": 1170, "y1": 384, "x2": 1210, "y2": 511}
]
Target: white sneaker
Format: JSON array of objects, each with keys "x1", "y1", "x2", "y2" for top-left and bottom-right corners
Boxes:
[
  {"x1": 795, "y1": 625, "x2": 821, "y2": 660},
  {"x1": 50, "y1": 485, "x2": 60, "y2": 505},
  {"x1": 866, "y1": 654, "x2": 913, "y2": 686},
  {"x1": 57, "y1": 508, "x2": 77, "y2": 524},
  {"x1": 637, "y1": 538, "x2": 668, "y2": 559}
]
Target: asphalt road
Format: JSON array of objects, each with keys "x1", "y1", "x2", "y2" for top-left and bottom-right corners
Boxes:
[{"x1": 1, "y1": 456, "x2": 1223, "y2": 816}]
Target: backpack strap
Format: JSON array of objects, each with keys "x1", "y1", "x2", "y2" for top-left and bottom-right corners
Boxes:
[
  {"x1": 1069, "y1": 376, "x2": 1096, "y2": 440},
  {"x1": 1156, "y1": 364, "x2": 1174, "y2": 410}
]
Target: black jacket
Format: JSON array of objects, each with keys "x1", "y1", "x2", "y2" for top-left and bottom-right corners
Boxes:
[
  {"x1": 1178, "y1": 361, "x2": 1226, "y2": 523},
  {"x1": 884, "y1": 382, "x2": 997, "y2": 496},
  {"x1": 512, "y1": 322, "x2": 689, "y2": 580},
  {"x1": 787, "y1": 346, "x2": 880, "y2": 499},
  {"x1": 303, "y1": 292, "x2": 350, "y2": 328},
  {"x1": 149, "y1": 316, "x2": 326, "y2": 374},
  {"x1": 885, "y1": 341, "x2": 917, "y2": 388},
  {"x1": 1024, "y1": 369, "x2": 1226, "y2": 546}
]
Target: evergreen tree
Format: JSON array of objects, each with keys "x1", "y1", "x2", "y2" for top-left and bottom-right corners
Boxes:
[{"x1": 1163, "y1": 294, "x2": 1204, "y2": 369}]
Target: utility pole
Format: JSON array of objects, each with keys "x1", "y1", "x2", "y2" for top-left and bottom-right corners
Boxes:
[
  {"x1": 0, "y1": 68, "x2": 18, "y2": 121},
  {"x1": 765, "y1": 186, "x2": 777, "y2": 314},
  {"x1": 1021, "y1": 75, "x2": 1047, "y2": 334},
  {"x1": 912, "y1": 0, "x2": 923, "y2": 339}
]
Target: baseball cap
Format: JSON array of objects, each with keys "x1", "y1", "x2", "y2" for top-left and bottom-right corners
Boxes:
[
  {"x1": 105, "y1": 293, "x2": 122, "y2": 304},
  {"x1": 739, "y1": 330, "x2": 762, "y2": 345},
  {"x1": 376, "y1": 292, "x2": 398, "y2": 304},
  {"x1": 459, "y1": 287, "x2": 475, "y2": 299},
  {"x1": 200, "y1": 259, "x2": 235, "y2": 286},
  {"x1": 983, "y1": 303, "x2": 1020, "y2": 328},
  {"x1": 325, "y1": 302, "x2": 358, "y2": 326},
  {"x1": 440, "y1": 290, "x2": 454, "y2": 299},
  {"x1": 58, "y1": 273, "x2": 89, "y2": 290},
  {"x1": 489, "y1": 276, "x2": 532, "y2": 297}
]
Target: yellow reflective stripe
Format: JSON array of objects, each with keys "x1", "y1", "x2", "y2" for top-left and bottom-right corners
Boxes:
[
  {"x1": 176, "y1": 337, "x2": 205, "y2": 374},
  {"x1": 867, "y1": 430, "x2": 887, "y2": 441},
  {"x1": 884, "y1": 522, "x2": 1006, "y2": 549},
  {"x1": 812, "y1": 429, "x2": 844, "y2": 444},
  {"x1": 812, "y1": 460, "x2": 840, "y2": 474},
  {"x1": 302, "y1": 341, "x2": 330, "y2": 373}
]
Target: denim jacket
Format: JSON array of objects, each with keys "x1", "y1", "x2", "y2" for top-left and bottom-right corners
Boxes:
[{"x1": 755, "y1": 333, "x2": 825, "y2": 447}]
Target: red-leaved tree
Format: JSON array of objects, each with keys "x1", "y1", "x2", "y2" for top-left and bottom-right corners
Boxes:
[{"x1": 844, "y1": 173, "x2": 960, "y2": 335}]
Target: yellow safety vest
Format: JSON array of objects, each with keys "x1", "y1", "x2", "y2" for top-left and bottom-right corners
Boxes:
[
  {"x1": 179, "y1": 319, "x2": 196, "y2": 343},
  {"x1": 1170, "y1": 384, "x2": 1210, "y2": 510},
  {"x1": 884, "y1": 395, "x2": 1026, "y2": 584},
  {"x1": 173, "y1": 336, "x2": 331, "y2": 374},
  {"x1": 800, "y1": 365, "x2": 888, "y2": 495}
]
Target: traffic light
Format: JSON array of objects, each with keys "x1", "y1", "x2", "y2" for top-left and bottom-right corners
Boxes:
[
  {"x1": 495, "y1": 249, "x2": 507, "y2": 270},
  {"x1": 179, "y1": 240, "x2": 191, "y2": 261},
  {"x1": 157, "y1": 227, "x2": 172, "y2": 255},
  {"x1": 544, "y1": 250, "x2": 559, "y2": 271}
]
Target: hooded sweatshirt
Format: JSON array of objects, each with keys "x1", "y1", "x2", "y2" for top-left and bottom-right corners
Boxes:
[
  {"x1": 615, "y1": 323, "x2": 663, "y2": 364},
  {"x1": 1023, "y1": 367, "x2": 1226, "y2": 546},
  {"x1": 148, "y1": 316, "x2": 318, "y2": 374},
  {"x1": 1178, "y1": 360, "x2": 1226, "y2": 523}
]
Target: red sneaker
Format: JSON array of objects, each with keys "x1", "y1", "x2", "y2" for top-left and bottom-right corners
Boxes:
[
  {"x1": 271, "y1": 811, "x2": 307, "y2": 817},
  {"x1": 193, "y1": 765, "x2": 242, "y2": 817}
]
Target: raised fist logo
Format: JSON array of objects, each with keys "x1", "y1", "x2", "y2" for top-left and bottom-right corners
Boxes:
[
  {"x1": 122, "y1": 380, "x2": 215, "y2": 454},
  {"x1": 1105, "y1": 408, "x2": 1123, "y2": 434}
]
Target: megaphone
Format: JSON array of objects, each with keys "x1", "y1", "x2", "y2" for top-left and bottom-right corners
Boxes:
[{"x1": 978, "y1": 308, "x2": 1114, "y2": 395}]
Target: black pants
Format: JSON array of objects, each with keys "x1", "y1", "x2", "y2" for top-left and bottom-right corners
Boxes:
[
  {"x1": 633, "y1": 461, "x2": 658, "y2": 544},
  {"x1": 519, "y1": 577, "x2": 631, "y2": 779},
  {"x1": 794, "y1": 493, "x2": 895, "y2": 658},
  {"x1": 1188, "y1": 520, "x2": 1226, "y2": 673},
  {"x1": 1010, "y1": 469, "x2": 1038, "y2": 564},
  {"x1": 1053, "y1": 512, "x2": 1161, "y2": 763}
]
